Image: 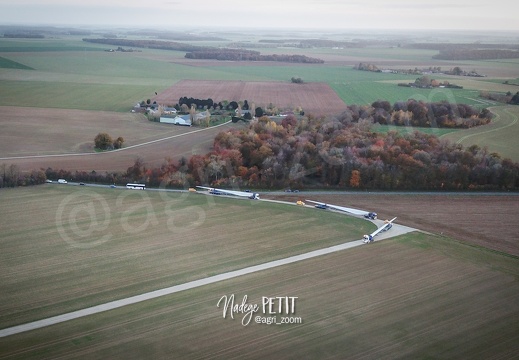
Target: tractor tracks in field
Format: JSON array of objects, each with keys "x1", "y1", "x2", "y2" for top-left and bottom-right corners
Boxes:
[{"x1": 441, "y1": 106, "x2": 518, "y2": 145}]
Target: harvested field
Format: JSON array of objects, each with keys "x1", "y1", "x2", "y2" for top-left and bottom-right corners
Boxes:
[
  {"x1": 152, "y1": 80, "x2": 348, "y2": 116},
  {"x1": 0, "y1": 106, "x2": 195, "y2": 157},
  {"x1": 0, "y1": 109, "x2": 241, "y2": 172},
  {"x1": 268, "y1": 193, "x2": 519, "y2": 256},
  {"x1": 0, "y1": 127, "x2": 225, "y2": 172}
]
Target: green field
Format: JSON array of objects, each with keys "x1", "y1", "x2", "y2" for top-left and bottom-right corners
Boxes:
[
  {"x1": 0, "y1": 187, "x2": 517, "y2": 359},
  {"x1": 0, "y1": 186, "x2": 374, "y2": 329},
  {"x1": 3, "y1": 36, "x2": 518, "y2": 112},
  {"x1": 0, "y1": 80, "x2": 160, "y2": 112},
  {"x1": 0, "y1": 56, "x2": 34, "y2": 70},
  {"x1": 441, "y1": 105, "x2": 519, "y2": 161},
  {"x1": 371, "y1": 123, "x2": 460, "y2": 136}
]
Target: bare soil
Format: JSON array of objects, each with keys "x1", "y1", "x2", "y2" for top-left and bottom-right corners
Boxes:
[
  {"x1": 267, "y1": 193, "x2": 519, "y2": 256},
  {"x1": 152, "y1": 80, "x2": 347, "y2": 116},
  {"x1": 0, "y1": 108, "x2": 241, "y2": 172}
]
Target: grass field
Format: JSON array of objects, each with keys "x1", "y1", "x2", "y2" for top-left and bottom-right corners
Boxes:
[
  {"x1": 0, "y1": 186, "x2": 374, "y2": 329},
  {"x1": 0, "y1": 56, "x2": 33, "y2": 70},
  {"x1": 441, "y1": 105, "x2": 519, "y2": 161},
  {"x1": 0, "y1": 80, "x2": 160, "y2": 112},
  {"x1": 371, "y1": 123, "x2": 459, "y2": 137},
  {"x1": 0, "y1": 186, "x2": 517, "y2": 358},
  {"x1": 3, "y1": 36, "x2": 519, "y2": 112}
]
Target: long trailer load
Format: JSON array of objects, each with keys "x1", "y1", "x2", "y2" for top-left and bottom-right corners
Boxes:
[
  {"x1": 196, "y1": 186, "x2": 260, "y2": 200},
  {"x1": 363, "y1": 217, "x2": 397, "y2": 243},
  {"x1": 306, "y1": 199, "x2": 376, "y2": 218}
]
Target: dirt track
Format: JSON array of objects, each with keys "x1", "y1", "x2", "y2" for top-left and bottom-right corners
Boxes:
[{"x1": 268, "y1": 193, "x2": 519, "y2": 256}]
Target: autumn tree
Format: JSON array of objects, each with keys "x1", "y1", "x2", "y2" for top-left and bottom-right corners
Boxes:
[
  {"x1": 113, "y1": 136, "x2": 125, "y2": 149},
  {"x1": 350, "y1": 170, "x2": 360, "y2": 188},
  {"x1": 126, "y1": 157, "x2": 146, "y2": 181},
  {"x1": 180, "y1": 103, "x2": 189, "y2": 113},
  {"x1": 94, "y1": 132, "x2": 113, "y2": 150}
]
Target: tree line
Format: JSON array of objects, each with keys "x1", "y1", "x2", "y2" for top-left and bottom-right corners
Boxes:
[
  {"x1": 0, "y1": 164, "x2": 46, "y2": 188},
  {"x1": 479, "y1": 91, "x2": 519, "y2": 105},
  {"x1": 83, "y1": 38, "x2": 206, "y2": 52},
  {"x1": 83, "y1": 38, "x2": 325, "y2": 63},
  {"x1": 185, "y1": 50, "x2": 324, "y2": 63},
  {"x1": 398, "y1": 76, "x2": 463, "y2": 90},
  {"x1": 368, "y1": 99, "x2": 490, "y2": 128}
]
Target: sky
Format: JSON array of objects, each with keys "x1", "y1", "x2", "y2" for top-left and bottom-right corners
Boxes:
[{"x1": 1, "y1": 0, "x2": 518, "y2": 32}]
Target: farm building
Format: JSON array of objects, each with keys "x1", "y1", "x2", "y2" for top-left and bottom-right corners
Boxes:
[{"x1": 160, "y1": 115, "x2": 192, "y2": 126}]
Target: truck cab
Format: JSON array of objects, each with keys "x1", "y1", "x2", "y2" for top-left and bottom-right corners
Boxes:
[{"x1": 364, "y1": 212, "x2": 377, "y2": 220}]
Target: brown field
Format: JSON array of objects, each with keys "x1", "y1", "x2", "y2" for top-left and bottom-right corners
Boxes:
[
  {"x1": 0, "y1": 125, "x2": 233, "y2": 173},
  {"x1": 0, "y1": 106, "x2": 184, "y2": 157},
  {"x1": 268, "y1": 193, "x2": 519, "y2": 256},
  {"x1": 152, "y1": 80, "x2": 348, "y2": 116},
  {"x1": 0, "y1": 106, "x2": 241, "y2": 172}
]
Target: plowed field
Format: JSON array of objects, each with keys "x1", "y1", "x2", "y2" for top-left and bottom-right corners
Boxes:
[
  {"x1": 152, "y1": 80, "x2": 347, "y2": 116},
  {"x1": 268, "y1": 193, "x2": 519, "y2": 256}
]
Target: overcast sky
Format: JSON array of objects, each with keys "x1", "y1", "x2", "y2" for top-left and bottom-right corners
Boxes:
[{"x1": 1, "y1": 0, "x2": 518, "y2": 32}]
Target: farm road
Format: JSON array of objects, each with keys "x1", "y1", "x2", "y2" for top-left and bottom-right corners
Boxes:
[{"x1": 0, "y1": 214, "x2": 415, "y2": 338}]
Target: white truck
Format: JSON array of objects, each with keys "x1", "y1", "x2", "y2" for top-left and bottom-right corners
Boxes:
[{"x1": 57, "y1": 179, "x2": 68, "y2": 184}]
